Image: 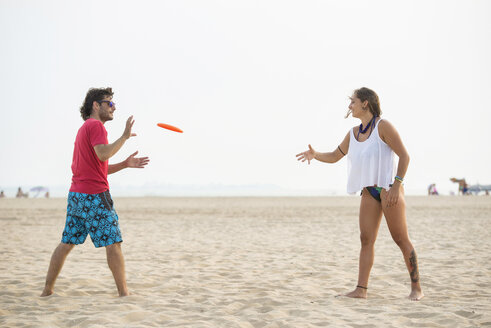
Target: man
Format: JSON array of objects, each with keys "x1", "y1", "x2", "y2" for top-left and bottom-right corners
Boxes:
[{"x1": 41, "y1": 87, "x2": 149, "y2": 297}]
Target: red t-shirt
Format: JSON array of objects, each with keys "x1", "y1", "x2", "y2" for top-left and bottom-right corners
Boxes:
[{"x1": 69, "y1": 118, "x2": 109, "y2": 194}]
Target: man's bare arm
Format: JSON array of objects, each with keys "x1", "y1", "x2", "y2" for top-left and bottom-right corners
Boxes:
[{"x1": 94, "y1": 116, "x2": 135, "y2": 162}]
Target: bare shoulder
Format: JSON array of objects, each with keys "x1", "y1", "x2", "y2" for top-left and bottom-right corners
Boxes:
[
  {"x1": 378, "y1": 119, "x2": 401, "y2": 144},
  {"x1": 378, "y1": 119, "x2": 398, "y2": 133},
  {"x1": 378, "y1": 118, "x2": 392, "y2": 128}
]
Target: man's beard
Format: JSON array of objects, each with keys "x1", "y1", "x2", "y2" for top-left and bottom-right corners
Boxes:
[{"x1": 100, "y1": 111, "x2": 113, "y2": 122}]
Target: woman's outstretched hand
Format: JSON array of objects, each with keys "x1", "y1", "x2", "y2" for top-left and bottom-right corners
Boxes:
[{"x1": 296, "y1": 144, "x2": 316, "y2": 165}]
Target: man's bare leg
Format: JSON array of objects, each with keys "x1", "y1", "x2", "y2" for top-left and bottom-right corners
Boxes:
[
  {"x1": 40, "y1": 243, "x2": 75, "y2": 296},
  {"x1": 106, "y1": 242, "x2": 129, "y2": 296}
]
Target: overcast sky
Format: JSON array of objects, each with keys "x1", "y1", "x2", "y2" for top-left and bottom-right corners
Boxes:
[{"x1": 1, "y1": 0, "x2": 490, "y2": 196}]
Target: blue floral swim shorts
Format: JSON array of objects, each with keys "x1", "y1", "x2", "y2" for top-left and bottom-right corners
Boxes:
[{"x1": 61, "y1": 191, "x2": 123, "y2": 248}]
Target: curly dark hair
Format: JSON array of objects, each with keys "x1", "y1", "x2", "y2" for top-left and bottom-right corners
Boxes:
[{"x1": 79, "y1": 87, "x2": 114, "y2": 120}]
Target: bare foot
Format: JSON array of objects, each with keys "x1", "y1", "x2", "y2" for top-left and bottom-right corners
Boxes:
[
  {"x1": 40, "y1": 288, "x2": 53, "y2": 297},
  {"x1": 119, "y1": 291, "x2": 130, "y2": 297},
  {"x1": 408, "y1": 288, "x2": 424, "y2": 301},
  {"x1": 338, "y1": 287, "x2": 367, "y2": 299}
]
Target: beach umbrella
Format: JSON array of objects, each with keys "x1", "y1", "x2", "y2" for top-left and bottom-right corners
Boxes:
[{"x1": 29, "y1": 186, "x2": 49, "y2": 197}]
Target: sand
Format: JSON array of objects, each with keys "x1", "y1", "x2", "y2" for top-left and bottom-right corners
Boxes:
[{"x1": 1, "y1": 196, "x2": 490, "y2": 327}]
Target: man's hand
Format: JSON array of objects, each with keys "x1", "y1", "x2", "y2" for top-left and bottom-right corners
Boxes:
[
  {"x1": 125, "y1": 151, "x2": 149, "y2": 168},
  {"x1": 123, "y1": 116, "x2": 137, "y2": 140}
]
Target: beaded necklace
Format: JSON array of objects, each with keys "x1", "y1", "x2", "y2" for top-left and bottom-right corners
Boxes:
[{"x1": 356, "y1": 115, "x2": 378, "y2": 141}]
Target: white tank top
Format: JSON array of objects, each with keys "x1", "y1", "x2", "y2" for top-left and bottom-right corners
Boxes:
[{"x1": 346, "y1": 118, "x2": 396, "y2": 194}]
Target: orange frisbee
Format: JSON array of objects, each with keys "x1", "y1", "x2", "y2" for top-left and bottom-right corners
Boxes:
[{"x1": 157, "y1": 123, "x2": 183, "y2": 133}]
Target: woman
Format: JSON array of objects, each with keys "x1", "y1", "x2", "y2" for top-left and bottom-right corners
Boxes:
[{"x1": 296, "y1": 87, "x2": 424, "y2": 301}]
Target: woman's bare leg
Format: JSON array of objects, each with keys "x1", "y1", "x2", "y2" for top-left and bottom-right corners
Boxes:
[
  {"x1": 343, "y1": 190, "x2": 383, "y2": 298},
  {"x1": 381, "y1": 188, "x2": 424, "y2": 301}
]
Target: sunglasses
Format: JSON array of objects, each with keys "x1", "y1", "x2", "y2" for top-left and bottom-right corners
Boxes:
[{"x1": 98, "y1": 100, "x2": 115, "y2": 108}]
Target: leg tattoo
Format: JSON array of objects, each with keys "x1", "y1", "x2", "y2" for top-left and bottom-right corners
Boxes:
[{"x1": 409, "y1": 249, "x2": 420, "y2": 283}]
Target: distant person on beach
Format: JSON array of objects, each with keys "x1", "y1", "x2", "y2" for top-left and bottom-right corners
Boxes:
[
  {"x1": 41, "y1": 87, "x2": 149, "y2": 297},
  {"x1": 16, "y1": 187, "x2": 28, "y2": 198},
  {"x1": 450, "y1": 178, "x2": 469, "y2": 195},
  {"x1": 427, "y1": 183, "x2": 438, "y2": 195},
  {"x1": 296, "y1": 87, "x2": 424, "y2": 301},
  {"x1": 0, "y1": 190, "x2": 5, "y2": 198}
]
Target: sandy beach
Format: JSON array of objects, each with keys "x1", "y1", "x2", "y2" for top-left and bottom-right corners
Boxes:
[{"x1": 1, "y1": 196, "x2": 490, "y2": 327}]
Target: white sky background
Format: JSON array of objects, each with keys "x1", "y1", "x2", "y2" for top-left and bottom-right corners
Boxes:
[{"x1": 1, "y1": 0, "x2": 490, "y2": 196}]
